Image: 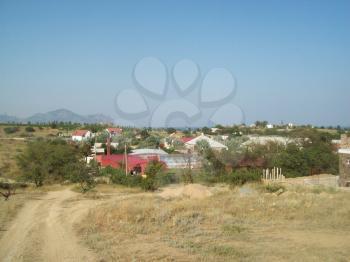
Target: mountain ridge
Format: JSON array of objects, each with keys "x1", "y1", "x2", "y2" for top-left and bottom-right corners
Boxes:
[{"x1": 0, "y1": 109, "x2": 114, "y2": 124}]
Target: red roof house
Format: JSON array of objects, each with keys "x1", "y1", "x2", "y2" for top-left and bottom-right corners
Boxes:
[
  {"x1": 72, "y1": 130, "x2": 91, "y2": 141},
  {"x1": 106, "y1": 127, "x2": 123, "y2": 136},
  {"x1": 180, "y1": 137, "x2": 194, "y2": 143},
  {"x1": 95, "y1": 154, "x2": 163, "y2": 175}
]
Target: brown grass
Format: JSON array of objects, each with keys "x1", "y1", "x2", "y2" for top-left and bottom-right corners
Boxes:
[
  {"x1": 0, "y1": 139, "x2": 26, "y2": 179},
  {"x1": 77, "y1": 184, "x2": 350, "y2": 261},
  {"x1": 0, "y1": 125, "x2": 59, "y2": 139}
]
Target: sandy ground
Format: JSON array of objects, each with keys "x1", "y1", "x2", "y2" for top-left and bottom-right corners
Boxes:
[{"x1": 0, "y1": 189, "x2": 98, "y2": 262}]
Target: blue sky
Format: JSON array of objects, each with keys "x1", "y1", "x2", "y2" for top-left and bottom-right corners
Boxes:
[{"x1": 0, "y1": 0, "x2": 349, "y2": 126}]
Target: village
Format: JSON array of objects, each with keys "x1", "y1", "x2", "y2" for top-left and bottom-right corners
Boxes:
[
  {"x1": 1, "y1": 122, "x2": 350, "y2": 261},
  {"x1": 1, "y1": 1, "x2": 350, "y2": 261},
  {"x1": 66, "y1": 124, "x2": 350, "y2": 188}
]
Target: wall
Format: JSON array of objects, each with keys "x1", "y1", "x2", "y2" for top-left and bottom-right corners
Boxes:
[{"x1": 339, "y1": 134, "x2": 350, "y2": 186}]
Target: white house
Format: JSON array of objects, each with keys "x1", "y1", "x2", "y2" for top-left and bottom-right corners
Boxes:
[
  {"x1": 242, "y1": 135, "x2": 295, "y2": 147},
  {"x1": 72, "y1": 130, "x2": 92, "y2": 142},
  {"x1": 185, "y1": 134, "x2": 228, "y2": 151},
  {"x1": 130, "y1": 148, "x2": 168, "y2": 158},
  {"x1": 266, "y1": 124, "x2": 274, "y2": 129}
]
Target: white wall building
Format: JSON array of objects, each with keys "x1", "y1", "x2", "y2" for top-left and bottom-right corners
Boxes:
[
  {"x1": 72, "y1": 130, "x2": 92, "y2": 142},
  {"x1": 185, "y1": 134, "x2": 228, "y2": 151}
]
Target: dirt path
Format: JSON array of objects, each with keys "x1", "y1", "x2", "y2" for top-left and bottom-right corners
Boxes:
[{"x1": 0, "y1": 189, "x2": 98, "y2": 262}]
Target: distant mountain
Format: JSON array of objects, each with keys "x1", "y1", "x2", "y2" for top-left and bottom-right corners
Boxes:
[
  {"x1": 0, "y1": 109, "x2": 114, "y2": 124},
  {"x1": 0, "y1": 114, "x2": 20, "y2": 123}
]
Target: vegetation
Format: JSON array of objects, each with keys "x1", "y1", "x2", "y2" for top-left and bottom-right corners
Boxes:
[
  {"x1": 25, "y1": 126, "x2": 35, "y2": 132},
  {"x1": 78, "y1": 185, "x2": 350, "y2": 261},
  {"x1": 3, "y1": 126, "x2": 19, "y2": 134},
  {"x1": 226, "y1": 169, "x2": 261, "y2": 186},
  {"x1": 107, "y1": 160, "x2": 173, "y2": 191},
  {"x1": 16, "y1": 139, "x2": 96, "y2": 192}
]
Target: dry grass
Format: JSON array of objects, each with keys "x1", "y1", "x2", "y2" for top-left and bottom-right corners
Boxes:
[
  {"x1": 77, "y1": 184, "x2": 350, "y2": 261},
  {"x1": 0, "y1": 139, "x2": 27, "y2": 179},
  {"x1": 0, "y1": 125, "x2": 59, "y2": 139}
]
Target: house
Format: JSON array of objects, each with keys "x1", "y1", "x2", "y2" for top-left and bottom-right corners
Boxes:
[
  {"x1": 339, "y1": 134, "x2": 350, "y2": 187},
  {"x1": 129, "y1": 148, "x2": 168, "y2": 159},
  {"x1": 106, "y1": 127, "x2": 122, "y2": 137},
  {"x1": 95, "y1": 154, "x2": 166, "y2": 175},
  {"x1": 211, "y1": 127, "x2": 221, "y2": 133},
  {"x1": 185, "y1": 134, "x2": 227, "y2": 151},
  {"x1": 95, "y1": 154, "x2": 149, "y2": 175},
  {"x1": 242, "y1": 135, "x2": 298, "y2": 147},
  {"x1": 72, "y1": 130, "x2": 91, "y2": 142},
  {"x1": 266, "y1": 124, "x2": 274, "y2": 129},
  {"x1": 180, "y1": 137, "x2": 194, "y2": 143}
]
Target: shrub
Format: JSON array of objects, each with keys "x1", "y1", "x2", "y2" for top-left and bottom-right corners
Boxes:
[
  {"x1": 156, "y1": 172, "x2": 178, "y2": 186},
  {"x1": 3, "y1": 126, "x2": 19, "y2": 134},
  {"x1": 226, "y1": 169, "x2": 261, "y2": 186},
  {"x1": 264, "y1": 183, "x2": 286, "y2": 194},
  {"x1": 25, "y1": 126, "x2": 35, "y2": 132},
  {"x1": 142, "y1": 160, "x2": 166, "y2": 191},
  {"x1": 110, "y1": 168, "x2": 143, "y2": 187}
]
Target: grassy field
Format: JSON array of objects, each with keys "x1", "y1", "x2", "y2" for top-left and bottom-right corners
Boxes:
[
  {"x1": 0, "y1": 125, "x2": 59, "y2": 139},
  {"x1": 77, "y1": 183, "x2": 350, "y2": 262}
]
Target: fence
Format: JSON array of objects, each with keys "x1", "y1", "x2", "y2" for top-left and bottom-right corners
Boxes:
[{"x1": 262, "y1": 167, "x2": 285, "y2": 181}]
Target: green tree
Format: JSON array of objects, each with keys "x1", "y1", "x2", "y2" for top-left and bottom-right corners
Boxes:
[
  {"x1": 17, "y1": 139, "x2": 82, "y2": 186},
  {"x1": 25, "y1": 126, "x2": 35, "y2": 132},
  {"x1": 142, "y1": 160, "x2": 165, "y2": 191},
  {"x1": 67, "y1": 161, "x2": 97, "y2": 192}
]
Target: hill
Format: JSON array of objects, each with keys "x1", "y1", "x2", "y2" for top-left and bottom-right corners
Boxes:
[{"x1": 0, "y1": 109, "x2": 114, "y2": 124}]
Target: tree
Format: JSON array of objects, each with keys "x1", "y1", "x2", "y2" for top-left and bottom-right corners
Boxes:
[
  {"x1": 3, "y1": 127, "x2": 19, "y2": 134},
  {"x1": 140, "y1": 129, "x2": 150, "y2": 140},
  {"x1": 17, "y1": 139, "x2": 82, "y2": 186},
  {"x1": 166, "y1": 127, "x2": 176, "y2": 134},
  {"x1": 67, "y1": 161, "x2": 97, "y2": 192},
  {"x1": 142, "y1": 160, "x2": 165, "y2": 191},
  {"x1": 25, "y1": 126, "x2": 35, "y2": 132}
]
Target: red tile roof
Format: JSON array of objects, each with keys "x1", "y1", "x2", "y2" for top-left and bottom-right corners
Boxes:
[
  {"x1": 107, "y1": 127, "x2": 122, "y2": 134},
  {"x1": 72, "y1": 130, "x2": 89, "y2": 136},
  {"x1": 95, "y1": 154, "x2": 148, "y2": 169},
  {"x1": 180, "y1": 137, "x2": 193, "y2": 143},
  {"x1": 95, "y1": 154, "x2": 166, "y2": 174}
]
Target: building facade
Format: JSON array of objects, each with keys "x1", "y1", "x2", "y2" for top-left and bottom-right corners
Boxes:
[{"x1": 339, "y1": 134, "x2": 350, "y2": 187}]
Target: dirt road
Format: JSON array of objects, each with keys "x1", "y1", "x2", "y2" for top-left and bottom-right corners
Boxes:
[{"x1": 0, "y1": 189, "x2": 98, "y2": 262}]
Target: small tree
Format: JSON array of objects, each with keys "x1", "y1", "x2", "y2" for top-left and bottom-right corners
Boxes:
[
  {"x1": 142, "y1": 160, "x2": 165, "y2": 191},
  {"x1": 4, "y1": 126, "x2": 19, "y2": 134},
  {"x1": 68, "y1": 161, "x2": 97, "y2": 193},
  {"x1": 25, "y1": 126, "x2": 35, "y2": 132}
]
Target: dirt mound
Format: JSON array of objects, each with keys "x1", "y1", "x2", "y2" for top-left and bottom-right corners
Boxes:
[{"x1": 159, "y1": 184, "x2": 213, "y2": 199}]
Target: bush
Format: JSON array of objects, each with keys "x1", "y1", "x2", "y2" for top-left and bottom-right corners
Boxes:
[
  {"x1": 3, "y1": 126, "x2": 19, "y2": 134},
  {"x1": 226, "y1": 169, "x2": 261, "y2": 186},
  {"x1": 109, "y1": 161, "x2": 171, "y2": 191},
  {"x1": 142, "y1": 160, "x2": 166, "y2": 191},
  {"x1": 156, "y1": 172, "x2": 179, "y2": 186},
  {"x1": 25, "y1": 126, "x2": 35, "y2": 132},
  {"x1": 110, "y1": 168, "x2": 143, "y2": 187},
  {"x1": 264, "y1": 183, "x2": 286, "y2": 193}
]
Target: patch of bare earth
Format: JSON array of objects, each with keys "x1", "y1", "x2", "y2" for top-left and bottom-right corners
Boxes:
[{"x1": 0, "y1": 188, "x2": 100, "y2": 262}]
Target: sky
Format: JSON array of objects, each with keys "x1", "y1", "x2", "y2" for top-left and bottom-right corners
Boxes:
[{"x1": 0, "y1": 0, "x2": 349, "y2": 126}]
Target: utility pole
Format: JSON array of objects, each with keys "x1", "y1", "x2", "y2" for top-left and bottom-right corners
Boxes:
[{"x1": 125, "y1": 143, "x2": 128, "y2": 175}]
